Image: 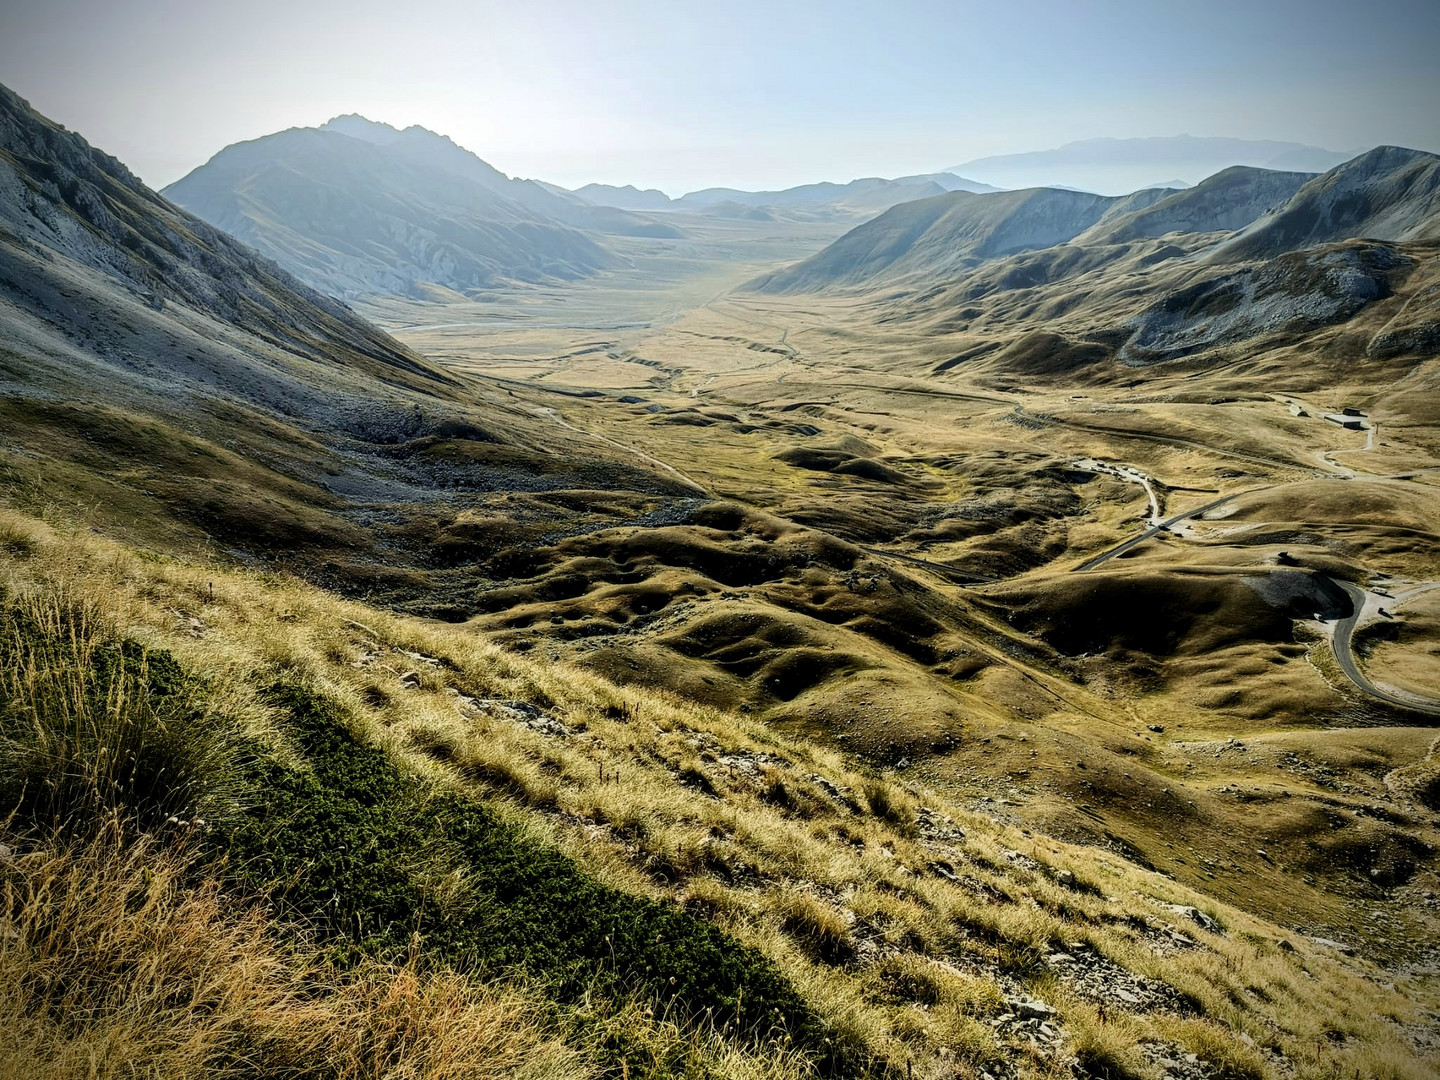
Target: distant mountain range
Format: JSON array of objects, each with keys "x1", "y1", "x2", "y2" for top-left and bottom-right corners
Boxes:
[
  {"x1": 164, "y1": 116, "x2": 1011, "y2": 300},
  {"x1": 947, "y1": 136, "x2": 1360, "y2": 196},
  {"x1": 753, "y1": 146, "x2": 1440, "y2": 369},
  {"x1": 159, "y1": 117, "x2": 1428, "y2": 314},
  {"x1": 163, "y1": 115, "x2": 1017, "y2": 298},
  {"x1": 755, "y1": 147, "x2": 1440, "y2": 295},
  {"x1": 575, "y1": 174, "x2": 1000, "y2": 215}
]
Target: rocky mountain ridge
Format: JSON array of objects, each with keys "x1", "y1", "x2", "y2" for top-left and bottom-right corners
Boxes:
[{"x1": 162, "y1": 119, "x2": 678, "y2": 299}]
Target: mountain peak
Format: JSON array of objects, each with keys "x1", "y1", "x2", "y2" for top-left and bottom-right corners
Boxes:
[
  {"x1": 320, "y1": 115, "x2": 475, "y2": 157},
  {"x1": 1335, "y1": 144, "x2": 1438, "y2": 173},
  {"x1": 318, "y1": 113, "x2": 406, "y2": 144}
]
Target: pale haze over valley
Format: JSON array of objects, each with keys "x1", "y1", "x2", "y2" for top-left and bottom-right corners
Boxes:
[{"x1": 3, "y1": 0, "x2": 1439, "y2": 194}]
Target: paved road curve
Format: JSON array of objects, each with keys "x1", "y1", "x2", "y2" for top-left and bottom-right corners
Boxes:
[
  {"x1": 1073, "y1": 483, "x2": 1440, "y2": 714},
  {"x1": 1330, "y1": 581, "x2": 1440, "y2": 717}
]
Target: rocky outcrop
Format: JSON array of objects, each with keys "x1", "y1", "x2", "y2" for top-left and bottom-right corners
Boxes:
[{"x1": 1120, "y1": 241, "x2": 1413, "y2": 364}]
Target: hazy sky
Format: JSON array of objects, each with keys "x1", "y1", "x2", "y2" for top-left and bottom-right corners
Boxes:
[{"x1": 3, "y1": 0, "x2": 1438, "y2": 194}]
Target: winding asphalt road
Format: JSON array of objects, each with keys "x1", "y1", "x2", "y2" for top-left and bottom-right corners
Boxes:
[
  {"x1": 1076, "y1": 484, "x2": 1440, "y2": 715},
  {"x1": 1072, "y1": 490, "x2": 1255, "y2": 572},
  {"x1": 1330, "y1": 581, "x2": 1440, "y2": 717}
]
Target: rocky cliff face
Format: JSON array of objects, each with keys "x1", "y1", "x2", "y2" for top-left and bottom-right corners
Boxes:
[{"x1": 0, "y1": 83, "x2": 441, "y2": 383}]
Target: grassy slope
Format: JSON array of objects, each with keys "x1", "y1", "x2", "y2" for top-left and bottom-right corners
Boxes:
[
  {"x1": 2, "y1": 507, "x2": 1435, "y2": 1080},
  {"x1": 389, "y1": 329, "x2": 1440, "y2": 946}
]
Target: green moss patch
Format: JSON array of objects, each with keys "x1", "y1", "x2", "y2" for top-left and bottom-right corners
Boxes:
[{"x1": 228, "y1": 680, "x2": 872, "y2": 1076}]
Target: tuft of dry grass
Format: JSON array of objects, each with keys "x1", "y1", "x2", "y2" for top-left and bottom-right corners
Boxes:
[
  {"x1": 770, "y1": 887, "x2": 855, "y2": 965},
  {"x1": 0, "y1": 583, "x2": 246, "y2": 836},
  {"x1": 0, "y1": 824, "x2": 590, "y2": 1080},
  {"x1": 862, "y1": 779, "x2": 917, "y2": 837},
  {"x1": 0, "y1": 518, "x2": 37, "y2": 558}
]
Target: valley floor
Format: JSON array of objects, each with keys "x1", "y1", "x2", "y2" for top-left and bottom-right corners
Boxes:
[
  {"x1": 362, "y1": 238, "x2": 1440, "y2": 975},
  {"x1": 6, "y1": 206, "x2": 1440, "y2": 1080}
]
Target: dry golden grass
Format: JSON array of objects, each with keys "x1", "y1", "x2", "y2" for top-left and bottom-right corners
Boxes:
[
  {"x1": 378, "y1": 276, "x2": 1440, "y2": 959},
  {"x1": 0, "y1": 823, "x2": 588, "y2": 1080},
  {"x1": 1, "y1": 504, "x2": 1436, "y2": 1080}
]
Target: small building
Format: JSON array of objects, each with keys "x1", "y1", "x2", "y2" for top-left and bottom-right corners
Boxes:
[
  {"x1": 1340, "y1": 407, "x2": 1366, "y2": 417},
  {"x1": 1323, "y1": 413, "x2": 1366, "y2": 429}
]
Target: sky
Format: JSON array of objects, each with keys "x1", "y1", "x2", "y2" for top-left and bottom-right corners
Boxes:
[{"x1": 2, "y1": 0, "x2": 1438, "y2": 195}]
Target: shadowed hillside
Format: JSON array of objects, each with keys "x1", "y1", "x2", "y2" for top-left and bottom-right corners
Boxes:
[{"x1": 0, "y1": 84, "x2": 695, "y2": 591}]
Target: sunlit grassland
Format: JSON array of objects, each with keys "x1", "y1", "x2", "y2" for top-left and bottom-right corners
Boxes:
[{"x1": 1, "y1": 506, "x2": 1435, "y2": 1079}]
